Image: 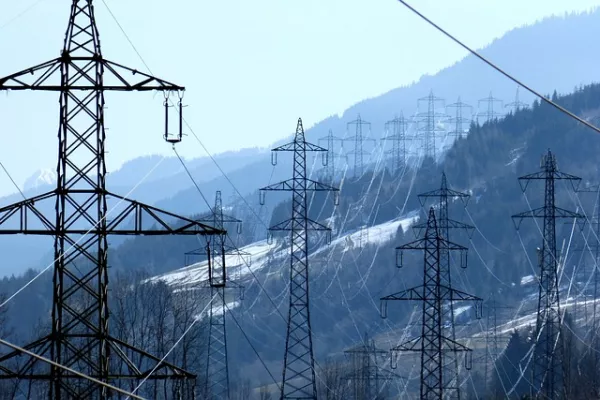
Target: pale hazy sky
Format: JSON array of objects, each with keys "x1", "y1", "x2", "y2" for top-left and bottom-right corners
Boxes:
[{"x1": 1, "y1": 0, "x2": 599, "y2": 194}]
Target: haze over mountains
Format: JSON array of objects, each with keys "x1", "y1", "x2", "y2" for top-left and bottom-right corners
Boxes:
[{"x1": 2, "y1": 9, "x2": 600, "y2": 276}]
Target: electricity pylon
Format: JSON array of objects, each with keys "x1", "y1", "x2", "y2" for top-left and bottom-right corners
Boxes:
[
  {"x1": 414, "y1": 91, "x2": 447, "y2": 160},
  {"x1": 0, "y1": 1, "x2": 224, "y2": 398},
  {"x1": 344, "y1": 333, "x2": 402, "y2": 400},
  {"x1": 259, "y1": 118, "x2": 339, "y2": 400},
  {"x1": 185, "y1": 191, "x2": 245, "y2": 400},
  {"x1": 345, "y1": 114, "x2": 376, "y2": 178},
  {"x1": 413, "y1": 173, "x2": 477, "y2": 400},
  {"x1": 382, "y1": 112, "x2": 411, "y2": 173},
  {"x1": 381, "y1": 208, "x2": 482, "y2": 400},
  {"x1": 446, "y1": 97, "x2": 473, "y2": 139},
  {"x1": 512, "y1": 149, "x2": 582, "y2": 399},
  {"x1": 476, "y1": 92, "x2": 504, "y2": 124},
  {"x1": 505, "y1": 86, "x2": 529, "y2": 114},
  {"x1": 318, "y1": 129, "x2": 346, "y2": 182}
]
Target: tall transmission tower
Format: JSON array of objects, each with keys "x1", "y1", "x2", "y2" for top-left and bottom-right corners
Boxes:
[
  {"x1": 344, "y1": 333, "x2": 401, "y2": 399},
  {"x1": 318, "y1": 129, "x2": 346, "y2": 182},
  {"x1": 512, "y1": 149, "x2": 582, "y2": 399},
  {"x1": 382, "y1": 112, "x2": 411, "y2": 173},
  {"x1": 413, "y1": 173, "x2": 478, "y2": 400},
  {"x1": 0, "y1": 1, "x2": 223, "y2": 398},
  {"x1": 345, "y1": 114, "x2": 375, "y2": 178},
  {"x1": 414, "y1": 91, "x2": 447, "y2": 160},
  {"x1": 185, "y1": 191, "x2": 245, "y2": 400},
  {"x1": 505, "y1": 86, "x2": 529, "y2": 114},
  {"x1": 476, "y1": 92, "x2": 504, "y2": 124},
  {"x1": 259, "y1": 118, "x2": 339, "y2": 400},
  {"x1": 381, "y1": 208, "x2": 481, "y2": 400},
  {"x1": 446, "y1": 97, "x2": 473, "y2": 139}
]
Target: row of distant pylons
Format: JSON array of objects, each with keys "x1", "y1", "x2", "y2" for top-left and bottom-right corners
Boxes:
[{"x1": 320, "y1": 88, "x2": 530, "y2": 180}]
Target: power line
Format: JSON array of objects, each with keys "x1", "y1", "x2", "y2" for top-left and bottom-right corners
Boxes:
[{"x1": 395, "y1": 0, "x2": 600, "y2": 136}]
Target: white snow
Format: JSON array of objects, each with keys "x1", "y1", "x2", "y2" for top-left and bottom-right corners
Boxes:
[
  {"x1": 23, "y1": 168, "x2": 56, "y2": 191},
  {"x1": 520, "y1": 275, "x2": 535, "y2": 286}
]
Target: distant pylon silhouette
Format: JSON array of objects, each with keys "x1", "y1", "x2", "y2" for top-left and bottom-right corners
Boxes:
[
  {"x1": 476, "y1": 92, "x2": 504, "y2": 124},
  {"x1": 345, "y1": 115, "x2": 376, "y2": 178},
  {"x1": 382, "y1": 112, "x2": 411, "y2": 173}
]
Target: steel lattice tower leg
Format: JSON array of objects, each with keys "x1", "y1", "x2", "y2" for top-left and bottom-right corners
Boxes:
[
  {"x1": 0, "y1": 1, "x2": 223, "y2": 398},
  {"x1": 513, "y1": 149, "x2": 582, "y2": 399},
  {"x1": 260, "y1": 118, "x2": 339, "y2": 400},
  {"x1": 381, "y1": 208, "x2": 481, "y2": 400}
]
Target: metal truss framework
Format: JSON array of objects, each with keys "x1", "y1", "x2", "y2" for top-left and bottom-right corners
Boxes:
[
  {"x1": 0, "y1": 1, "x2": 224, "y2": 398},
  {"x1": 446, "y1": 97, "x2": 473, "y2": 140},
  {"x1": 476, "y1": 92, "x2": 504, "y2": 125},
  {"x1": 512, "y1": 149, "x2": 582, "y2": 399},
  {"x1": 382, "y1": 112, "x2": 411, "y2": 173},
  {"x1": 414, "y1": 91, "x2": 447, "y2": 160},
  {"x1": 413, "y1": 173, "x2": 475, "y2": 400},
  {"x1": 343, "y1": 333, "x2": 401, "y2": 399},
  {"x1": 185, "y1": 191, "x2": 245, "y2": 400},
  {"x1": 381, "y1": 208, "x2": 482, "y2": 400},
  {"x1": 344, "y1": 115, "x2": 375, "y2": 178},
  {"x1": 260, "y1": 118, "x2": 339, "y2": 400},
  {"x1": 505, "y1": 86, "x2": 529, "y2": 114},
  {"x1": 318, "y1": 129, "x2": 346, "y2": 183}
]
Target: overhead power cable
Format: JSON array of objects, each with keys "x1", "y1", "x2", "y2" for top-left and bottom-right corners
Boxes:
[
  {"x1": 0, "y1": 338, "x2": 144, "y2": 400},
  {"x1": 396, "y1": 0, "x2": 600, "y2": 135}
]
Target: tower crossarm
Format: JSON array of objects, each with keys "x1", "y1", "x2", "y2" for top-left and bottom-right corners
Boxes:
[
  {"x1": 268, "y1": 218, "x2": 331, "y2": 232},
  {"x1": 512, "y1": 206, "x2": 583, "y2": 229},
  {"x1": 0, "y1": 57, "x2": 184, "y2": 92},
  {"x1": 260, "y1": 178, "x2": 339, "y2": 193},
  {"x1": 381, "y1": 285, "x2": 481, "y2": 302},
  {"x1": 0, "y1": 190, "x2": 224, "y2": 235}
]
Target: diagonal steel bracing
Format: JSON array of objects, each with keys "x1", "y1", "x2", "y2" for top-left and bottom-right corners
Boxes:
[
  {"x1": 381, "y1": 208, "x2": 481, "y2": 400},
  {"x1": 0, "y1": 1, "x2": 224, "y2": 398},
  {"x1": 260, "y1": 118, "x2": 339, "y2": 400},
  {"x1": 512, "y1": 149, "x2": 582, "y2": 399}
]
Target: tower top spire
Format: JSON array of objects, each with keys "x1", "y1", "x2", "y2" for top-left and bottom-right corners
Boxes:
[{"x1": 63, "y1": 0, "x2": 101, "y2": 56}]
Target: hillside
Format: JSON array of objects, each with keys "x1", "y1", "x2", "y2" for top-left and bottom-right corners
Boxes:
[
  {"x1": 136, "y1": 84, "x2": 600, "y2": 396},
  {"x1": 3, "y1": 10, "x2": 600, "y2": 277}
]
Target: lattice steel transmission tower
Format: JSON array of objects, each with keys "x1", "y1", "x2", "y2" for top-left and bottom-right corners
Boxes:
[
  {"x1": 381, "y1": 208, "x2": 481, "y2": 400},
  {"x1": 446, "y1": 97, "x2": 473, "y2": 139},
  {"x1": 318, "y1": 129, "x2": 346, "y2": 182},
  {"x1": 185, "y1": 191, "x2": 245, "y2": 400},
  {"x1": 344, "y1": 333, "x2": 401, "y2": 400},
  {"x1": 0, "y1": 1, "x2": 224, "y2": 398},
  {"x1": 345, "y1": 114, "x2": 375, "y2": 178},
  {"x1": 476, "y1": 92, "x2": 504, "y2": 124},
  {"x1": 414, "y1": 91, "x2": 447, "y2": 160},
  {"x1": 412, "y1": 173, "x2": 478, "y2": 400},
  {"x1": 382, "y1": 112, "x2": 411, "y2": 173},
  {"x1": 512, "y1": 149, "x2": 582, "y2": 399},
  {"x1": 505, "y1": 86, "x2": 529, "y2": 114},
  {"x1": 259, "y1": 118, "x2": 339, "y2": 400}
]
